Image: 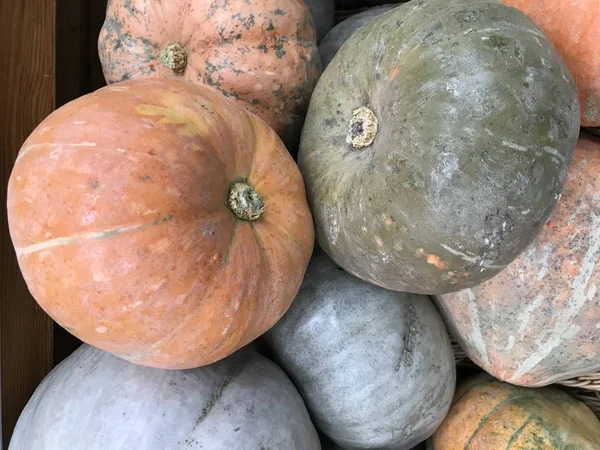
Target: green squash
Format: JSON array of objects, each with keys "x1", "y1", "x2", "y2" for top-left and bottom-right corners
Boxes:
[{"x1": 298, "y1": 0, "x2": 580, "y2": 294}]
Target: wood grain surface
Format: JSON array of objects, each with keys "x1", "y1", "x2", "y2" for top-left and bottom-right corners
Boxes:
[{"x1": 0, "y1": 0, "x2": 56, "y2": 446}]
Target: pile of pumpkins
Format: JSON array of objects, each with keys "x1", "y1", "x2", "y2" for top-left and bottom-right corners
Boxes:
[{"x1": 6, "y1": 0, "x2": 600, "y2": 448}]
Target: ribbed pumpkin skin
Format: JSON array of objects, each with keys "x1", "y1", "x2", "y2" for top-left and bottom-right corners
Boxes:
[
  {"x1": 429, "y1": 374, "x2": 600, "y2": 449},
  {"x1": 298, "y1": 0, "x2": 579, "y2": 294},
  {"x1": 98, "y1": 0, "x2": 321, "y2": 151},
  {"x1": 9, "y1": 345, "x2": 320, "y2": 450},
  {"x1": 436, "y1": 136, "x2": 600, "y2": 387},
  {"x1": 7, "y1": 78, "x2": 314, "y2": 369},
  {"x1": 500, "y1": 0, "x2": 600, "y2": 127}
]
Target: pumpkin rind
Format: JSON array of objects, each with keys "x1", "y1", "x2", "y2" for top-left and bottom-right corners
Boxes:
[
  {"x1": 9, "y1": 345, "x2": 320, "y2": 449},
  {"x1": 319, "y1": 5, "x2": 396, "y2": 68},
  {"x1": 304, "y1": 0, "x2": 335, "y2": 42},
  {"x1": 98, "y1": 0, "x2": 322, "y2": 151},
  {"x1": 436, "y1": 135, "x2": 600, "y2": 387},
  {"x1": 263, "y1": 251, "x2": 456, "y2": 449},
  {"x1": 298, "y1": 0, "x2": 580, "y2": 294},
  {"x1": 500, "y1": 0, "x2": 600, "y2": 127},
  {"x1": 429, "y1": 373, "x2": 600, "y2": 449},
  {"x1": 6, "y1": 78, "x2": 314, "y2": 370}
]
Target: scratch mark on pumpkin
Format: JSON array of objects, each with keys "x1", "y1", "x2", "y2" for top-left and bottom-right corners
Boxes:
[
  {"x1": 95, "y1": 326, "x2": 108, "y2": 334},
  {"x1": 543, "y1": 146, "x2": 565, "y2": 163},
  {"x1": 17, "y1": 142, "x2": 97, "y2": 161},
  {"x1": 502, "y1": 141, "x2": 528, "y2": 152},
  {"x1": 15, "y1": 215, "x2": 175, "y2": 256},
  {"x1": 510, "y1": 215, "x2": 600, "y2": 382},
  {"x1": 465, "y1": 289, "x2": 490, "y2": 368}
]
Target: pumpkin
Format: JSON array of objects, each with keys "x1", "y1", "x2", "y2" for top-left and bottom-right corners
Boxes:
[
  {"x1": 319, "y1": 5, "x2": 396, "y2": 68},
  {"x1": 500, "y1": 0, "x2": 600, "y2": 127},
  {"x1": 6, "y1": 78, "x2": 314, "y2": 370},
  {"x1": 304, "y1": 0, "x2": 335, "y2": 42},
  {"x1": 98, "y1": 0, "x2": 322, "y2": 151},
  {"x1": 428, "y1": 373, "x2": 600, "y2": 449},
  {"x1": 435, "y1": 135, "x2": 600, "y2": 387},
  {"x1": 263, "y1": 251, "x2": 456, "y2": 450},
  {"x1": 9, "y1": 345, "x2": 320, "y2": 449},
  {"x1": 336, "y1": 1, "x2": 407, "y2": 9},
  {"x1": 298, "y1": 0, "x2": 580, "y2": 295}
]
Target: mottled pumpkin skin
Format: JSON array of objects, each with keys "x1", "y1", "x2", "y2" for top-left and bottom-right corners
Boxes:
[
  {"x1": 304, "y1": 0, "x2": 335, "y2": 42},
  {"x1": 429, "y1": 374, "x2": 600, "y2": 449},
  {"x1": 298, "y1": 0, "x2": 580, "y2": 294},
  {"x1": 10, "y1": 345, "x2": 320, "y2": 450},
  {"x1": 319, "y1": 5, "x2": 396, "y2": 68},
  {"x1": 7, "y1": 78, "x2": 314, "y2": 370},
  {"x1": 436, "y1": 136, "x2": 600, "y2": 387},
  {"x1": 500, "y1": 0, "x2": 600, "y2": 127},
  {"x1": 98, "y1": 0, "x2": 322, "y2": 151},
  {"x1": 264, "y1": 251, "x2": 455, "y2": 450}
]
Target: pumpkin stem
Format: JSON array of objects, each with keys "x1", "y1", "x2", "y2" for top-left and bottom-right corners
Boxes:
[
  {"x1": 157, "y1": 42, "x2": 188, "y2": 74},
  {"x1": 228, "y1": 182, "x2": 265, "y2": 221},
  {"x1": 346, "y1": 107, "x2": 378, "y2": 149}
]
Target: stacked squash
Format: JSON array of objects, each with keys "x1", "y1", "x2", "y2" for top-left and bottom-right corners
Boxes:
[{"x1": 6, "y1": 0, "x2": 600, "y2": 448}]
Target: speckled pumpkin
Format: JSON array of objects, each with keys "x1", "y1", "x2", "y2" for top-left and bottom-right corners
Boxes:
[
  {"x1": 500, "y1": 0, "x2": 600, "y2": 127},
  {"x1": 298, "y1": 0, "x2": 580, "y2": 294},
  {"x1": 264, "y1": 251, "x2": 455, "y2": 449},
  {"x1": 428, "y1": 373, "x2": 600, "y2": 449},
  {"x1": 304, "y1": 0, "x2": 335, "y2": 42},
  {"x1": 435, "y1": 135, "x2": 600, "y2": 387},
  {"x1": 10, "y1": 345, "x2": 320, "y2": 450},
  {"x1": 319, "y1": 5, "x2": 396, "y2": 68},
  {"x1": 98, "y1": 0, "x2": 321, "y2": 151},
  {"x1": 6, "y1": 78, "x2": 314, "y2": 370}
]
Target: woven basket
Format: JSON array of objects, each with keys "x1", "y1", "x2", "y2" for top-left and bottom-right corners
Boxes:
[{"x1": 450, "y1": 337, "x2": 600, "y2": 418}]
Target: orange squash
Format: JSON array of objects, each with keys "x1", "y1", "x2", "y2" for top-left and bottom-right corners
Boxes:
[
  {"x1": 436, "y1": 135, "x2": 600, "y2": 387},
  {"x1": 500, "y1": 0, "x2": 600, "y2": 127},
  {"x1": 7, "y1": 78, "x2": 314, "y2": 369},
  {"x1": 98, "y1": 0, "x2": 321, "y2": 151},
  {"x1": 430, "y1": 374, "x2": 600, "y2": 449}
]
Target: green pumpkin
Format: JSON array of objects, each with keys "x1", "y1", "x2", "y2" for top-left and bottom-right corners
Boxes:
[{"x1": 298, "y1": 0, "x2": 580, "y2": 294}]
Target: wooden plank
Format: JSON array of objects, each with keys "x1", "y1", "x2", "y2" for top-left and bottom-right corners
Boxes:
[
  {"x1": 0, "y1": 0, "x2": 56, "y2": 446},
  {"x1": 89, "y1": 0, "x2": 109, "y2": 92}
]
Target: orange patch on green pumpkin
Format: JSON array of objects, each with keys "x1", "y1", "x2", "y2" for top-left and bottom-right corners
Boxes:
[{"x1": 418, "y1": 248, "x2": 446, "y2": 270}]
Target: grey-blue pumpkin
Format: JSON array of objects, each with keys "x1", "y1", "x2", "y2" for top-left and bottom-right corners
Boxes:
[
  {"x1": 264, "y1": 252, "x2": 456, "y2": 449},
  {"x1": 10, "y1": 345, "x2": 320, "y2": 450}
]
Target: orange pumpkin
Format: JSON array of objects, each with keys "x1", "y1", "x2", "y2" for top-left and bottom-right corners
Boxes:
[
  {"x1": 500, "y1": 0, "x2": 600, "y2": 127},
  {"x1": 436, "y1": 135, "x2": 600, "y2": 387},
  {"x1": 6, "y1": 78, "x2": 314, "y2": 369},
  {"x1": 98, "y1": 0, "x2": 321, "y2": 151},
  {"x1": 430, "y1": 374, "x2": 600, "y2": 449}
]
